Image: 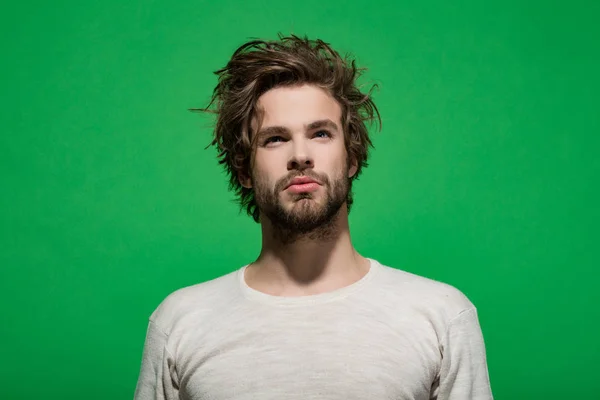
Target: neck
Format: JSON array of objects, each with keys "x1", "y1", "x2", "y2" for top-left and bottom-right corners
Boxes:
[{"x1": 246, "y1": 204, "x2": 369, "y2": 296}]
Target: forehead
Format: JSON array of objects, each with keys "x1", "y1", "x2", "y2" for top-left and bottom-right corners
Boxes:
[{"x1": 254, "y1": 84, "x2": 342, "y2": 129}]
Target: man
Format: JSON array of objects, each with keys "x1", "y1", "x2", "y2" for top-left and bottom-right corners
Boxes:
[{"x1": 134, "y1": 34, "x2": 493, "y2": 399}]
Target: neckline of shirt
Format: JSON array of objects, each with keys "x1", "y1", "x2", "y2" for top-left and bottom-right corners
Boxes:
[{"x1": 237, "y1": 258, "x2": 380, "y2": 306}]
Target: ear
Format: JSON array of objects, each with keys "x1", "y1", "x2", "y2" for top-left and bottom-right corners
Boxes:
[
  {"x1": 348, "y1": 156, "x2": 358, "y2": 179},
  {"x1": 238, "y1": 171, "x2": 252, "y2": 189}
]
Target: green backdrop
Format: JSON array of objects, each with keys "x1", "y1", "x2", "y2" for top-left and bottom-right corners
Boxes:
[{"x1": 1, "y1": 1, "x2": 598, "y2": 399}]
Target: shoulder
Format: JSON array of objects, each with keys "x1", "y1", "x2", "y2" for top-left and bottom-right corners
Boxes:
[
  {"x1": 148, "y1": 268, "x2": 241, "y2": 335},
  {"x1": 371, "y1": 259, "x2": 476, "y2": 318}
]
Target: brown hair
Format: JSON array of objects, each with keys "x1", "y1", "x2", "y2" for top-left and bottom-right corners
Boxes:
[{"x1": 193, "y1": 34, "x2": 381, "y2": 223}]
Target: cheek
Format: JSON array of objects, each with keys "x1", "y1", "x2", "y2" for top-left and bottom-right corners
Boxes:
[
  {"x1": 254, "y1": 152, "x2": 289, "y2": 179},
  {"x1": 318, "y1": 147, "x2": 347, "y2": 172},
  {"x1": 254, "y1": 151, "x2": 283, "y2": 172},
  {"x1": 252, "y1": 164, "x2": 280, "y2": 190}
]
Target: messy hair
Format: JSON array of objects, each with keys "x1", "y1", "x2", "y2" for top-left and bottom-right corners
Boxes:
[{"x1": 193, "y1": 34, "x2": 381, "y2": 223}]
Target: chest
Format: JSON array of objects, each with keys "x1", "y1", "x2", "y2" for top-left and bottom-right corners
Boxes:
[{"x1": 172, "y1": 305, "x2": 441, "y2": 400}]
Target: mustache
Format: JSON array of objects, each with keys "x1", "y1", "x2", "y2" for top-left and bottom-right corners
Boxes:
[{"x1": 276, "y1": 171, "x2": 328, "y2": 192}]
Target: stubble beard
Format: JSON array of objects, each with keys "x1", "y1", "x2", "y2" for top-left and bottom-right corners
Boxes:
[{"x1": 253, "y1": 168, "x2": 350, "y2": 245}]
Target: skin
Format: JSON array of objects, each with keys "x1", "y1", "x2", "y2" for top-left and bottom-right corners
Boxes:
[{"x1": 239, "y1": 84, "x2": 371, "y2": 297}]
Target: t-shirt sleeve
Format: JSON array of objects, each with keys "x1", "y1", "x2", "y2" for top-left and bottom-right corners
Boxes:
[
  {"x1": 435, "y1": 308, "x2": 493, "y2": 400},
  {"x1": 133, "y1": 319, "x2": 179, "y2": 400}
]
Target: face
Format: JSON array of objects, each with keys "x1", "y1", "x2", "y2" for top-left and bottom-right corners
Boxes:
[{"x1": 241, "y1": 84, "x2": 357, "y2": 235}]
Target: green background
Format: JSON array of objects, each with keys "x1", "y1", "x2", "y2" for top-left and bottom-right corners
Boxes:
[{"x1": 1, "y1": 0, "x2": 598, "y2": 398}]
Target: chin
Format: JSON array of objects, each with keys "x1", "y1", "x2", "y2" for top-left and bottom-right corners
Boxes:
[
  {"x1": 290, "y1": 194, "x2": 321, "y2": 205},
  {"x1": 281, "y1": 196, "x2": 319, "y2": 212}
]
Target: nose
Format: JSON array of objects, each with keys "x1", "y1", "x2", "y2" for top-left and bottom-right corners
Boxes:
[{"x1": 287, "y1": 140, "x2": 314, "y2": 171}]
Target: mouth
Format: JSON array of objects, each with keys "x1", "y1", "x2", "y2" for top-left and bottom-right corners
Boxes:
[
  {"x1": 284, "y1": 177, "x2": 321, "y2": 194},
  {"x1": 286, "y1": 182, "x2": 320, "y2": 194}
]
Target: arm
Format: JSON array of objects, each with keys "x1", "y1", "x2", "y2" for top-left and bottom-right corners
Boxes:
[
  {"x1": 435, "y1": 308, "x2": 493, "y2": 400},
  {"x1": 133, "y1": 319, "x2": 179, "y2": 400}
]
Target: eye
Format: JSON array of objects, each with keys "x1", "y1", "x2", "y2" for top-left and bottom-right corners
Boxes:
[
  {"x1": 264, "y1": 136, "x2": 285, "y2": 146},
  {"x1": 314, "y1": 130, "x2": 332, "y2": 139}
]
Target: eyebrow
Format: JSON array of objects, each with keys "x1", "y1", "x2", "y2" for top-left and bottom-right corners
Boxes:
[
  {"x1": 306, "y1": 119, "x2": 339, "y2": 132},
  {"x1": 257, "y1": 119, "x2": 340, "y2": 139}
]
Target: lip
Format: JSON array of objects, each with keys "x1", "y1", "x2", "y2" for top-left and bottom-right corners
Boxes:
[
  {"x1": 287, "y1": 182, "x2": 320, "y2": 194},
  {"x1": 284, "y1": 176, "x2": 320, "y2": 190}
]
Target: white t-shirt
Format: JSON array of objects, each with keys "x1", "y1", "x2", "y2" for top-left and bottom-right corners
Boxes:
[{"x1": 134, "y1": 258, "x2": 493, "y2": 399}]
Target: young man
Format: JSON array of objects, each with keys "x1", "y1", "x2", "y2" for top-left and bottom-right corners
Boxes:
[{"x1": 134, "y1": 35, "x2": 493, "y2": 399}]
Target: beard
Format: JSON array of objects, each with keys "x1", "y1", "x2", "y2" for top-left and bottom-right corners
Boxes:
[{"x1": 253, "y1": 167, "x2": 350, "y2": 244}]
